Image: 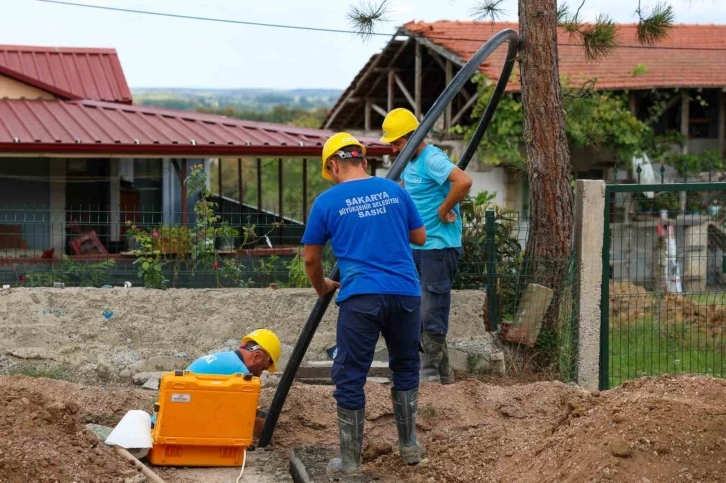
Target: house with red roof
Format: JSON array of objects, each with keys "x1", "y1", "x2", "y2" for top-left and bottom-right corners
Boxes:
[
  {"x1": 324, "y1": 21, "x2": 726, "y2": 215},
  {"x1": 0, "y1": 44, "x2": 391, "y2": 280}
]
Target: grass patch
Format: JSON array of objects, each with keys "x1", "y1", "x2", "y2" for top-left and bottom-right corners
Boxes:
[
  {"x1": 419, "y1": 405, "x2": 437, "y2": 418},
  {"x1": 688, "y1": 292, "x2": 726, "y2": 306},
  {"x1": 608, "y1": 317, "x2": 726, "y2": 387},
  {"x1": 9, "y1": 364, "x2": 72, "y2": 381}
]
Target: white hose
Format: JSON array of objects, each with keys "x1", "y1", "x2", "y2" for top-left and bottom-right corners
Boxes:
[{"x1": 235, "y1": 448, "x2": 247, "y2": 483}]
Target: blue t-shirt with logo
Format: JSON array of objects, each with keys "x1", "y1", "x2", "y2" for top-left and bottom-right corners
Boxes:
[
  {"x1": 402, "y1": 144, "x2": 462, "y2": 250},
  {"x1": 301, "y1": 177, "x2": 424, "y2": 304},
  {"x1": 185, "y1": 351, "x2": 251, "y2": 375}
]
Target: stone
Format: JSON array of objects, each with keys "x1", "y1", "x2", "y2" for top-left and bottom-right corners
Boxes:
[
  {"x1": 260, "y1": 372, "x2": 281, "y2": 388},
  {"x1": 130, "y1": 356, "x2": 185, "y2": 372},
  {"x1": 448, "y1": 337, "x2": 504, "y2": 376},
  {"x1": 142, "y1": 378, "x2": 160, "y2": 391},
  {"x1": 610, "y1": 438, "x2": 632, "y2": 457},
  {"x1": 296, "y1": 360, "x2": 392, "y2": 380},
  {"x1": 132, "y1": 371, "x2": 164, "y2": 386}
]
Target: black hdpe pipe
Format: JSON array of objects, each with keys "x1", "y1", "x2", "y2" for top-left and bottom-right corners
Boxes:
[{"x1": 257, "y1": 28, "x2": 519, "y2": 448}]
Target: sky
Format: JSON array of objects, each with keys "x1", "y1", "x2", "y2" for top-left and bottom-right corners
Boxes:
[{"x1": 2, "y1": 0, "x2": 724, "y2": 90}]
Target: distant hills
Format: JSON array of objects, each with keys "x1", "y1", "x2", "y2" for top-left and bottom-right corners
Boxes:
[{"x1": 132, "y1": 88, "x2": 343, "y2": 112}]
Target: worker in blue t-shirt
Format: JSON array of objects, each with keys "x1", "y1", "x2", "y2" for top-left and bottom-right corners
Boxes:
[
  {"x1": 381, "y1": 108, "x2": 473, "y2": 385},
  {"x1": 302, "y1": 132, "x2": 427, "y2": 478},
  {"x1": 151, "y1": 329, "x2": 281, "y2": 438}
]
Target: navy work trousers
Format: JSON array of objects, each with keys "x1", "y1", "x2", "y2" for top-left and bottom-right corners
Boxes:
[
  {"x1": 412, "y1": 247, "x2": 462, "y2": 335},
  {"x1": 332, "y1": 294, "x2": 421, "y2": 410}
]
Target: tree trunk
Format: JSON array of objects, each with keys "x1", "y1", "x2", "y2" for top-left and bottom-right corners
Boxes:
[{"x1": 518, "y1": 0, "x2": 574, "y2": 345}]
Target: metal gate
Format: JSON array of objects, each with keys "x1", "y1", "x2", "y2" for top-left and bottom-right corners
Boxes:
[{"x1": 600, "y1": 179, "x2": 726, "y2": 390}]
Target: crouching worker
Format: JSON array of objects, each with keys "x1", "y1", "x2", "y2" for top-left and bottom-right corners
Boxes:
[
  {"x1": 151, "y1": 328, "x2": 282, "y2": 439},
  {"x1": 302, "y1": 133, "x2": 426, "y2": 478}
]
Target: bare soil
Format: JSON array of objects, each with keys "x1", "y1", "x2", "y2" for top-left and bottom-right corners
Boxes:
[
  {"x1": 0, "y1": 381, "x2": 147, "y2": 483},
  {"x1": 2, "y1": 374, "x2": 726, "y2": 482},
  {"x1": 610, "y1": 282, "x2": 726, "y2": 333}
]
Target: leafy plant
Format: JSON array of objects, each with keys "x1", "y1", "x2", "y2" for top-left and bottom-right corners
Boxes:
[
  {"x1": 20, "y1": 256, "x2": 115, "y2": 287},
  {"x1": 665, "y1": 149, "x2": 724, "y2": 177},
  {"x1": 456, "y1": 192, "x2": 525, "y2": 323},
  {"x1": 284, "y1": 245, "x2": 335, "y2": 288},
  {"x1": 216, "y1": 224, "x2": 240, "y2": 238},
  {"x1": 152, "y1": 225, "x2": 194, "y2": 254},
  {"x1": 129, "y1": 225, "x2": 165, "y2": 289}
]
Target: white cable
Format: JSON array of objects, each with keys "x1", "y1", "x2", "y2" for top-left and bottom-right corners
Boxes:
[{"x1": 235, "y1": 448, "x2": 247, "y2": 483}]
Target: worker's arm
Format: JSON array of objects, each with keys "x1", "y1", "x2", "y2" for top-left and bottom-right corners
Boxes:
[
  {"x1": 303, "y1": 245, "x2": 340, "y2": 297},
  {"x1": 409, "y1": 226, "x2": 426, "y2": 246},
  {"x1": 437, "y1": 167, "x2": 472, "y2": 223}
]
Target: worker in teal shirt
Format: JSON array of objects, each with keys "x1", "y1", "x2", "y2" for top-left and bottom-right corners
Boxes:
[
  {"x1": 381, "y1": 108, "x2": 473, "y2": 385},
  {"x1": 151, "y1": 329, "x2": 281, "y2": 437},
  {"x1": 302, "y1": 133, "x2": 427, "y2": 478}
]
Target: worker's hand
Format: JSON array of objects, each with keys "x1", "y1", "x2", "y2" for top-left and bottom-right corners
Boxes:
[
  {"x1": 438, "y1": 206, "x2": 457, "y2": 223},
  {"x1": 316, "y1": 278, "x2": 340, "y2": 297}
]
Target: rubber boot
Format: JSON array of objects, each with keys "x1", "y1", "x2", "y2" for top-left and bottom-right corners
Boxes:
[
  {"x1": 437, "y1": 335, "x2": 455, "y2": 385},
  {"x1": 419, "y1": 331, "x2": 441, "y2": 383},
  {"x1": 391, "y1": 388, "x2": 423, "y2": 465},
  {"x1": 421, "y1": 332, "x2": 455, "y2": 384},
  {"x1": 327, "y1": 407, "x2": 365, "y2": 479}
]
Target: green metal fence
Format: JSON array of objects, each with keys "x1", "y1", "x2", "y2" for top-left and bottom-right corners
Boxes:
[
  {"x1": 457, "y1": 199, "x2": 578, "y2": 382},
  {"x1": 601, "y1": 181, "x2": 726, "y2": 389}
]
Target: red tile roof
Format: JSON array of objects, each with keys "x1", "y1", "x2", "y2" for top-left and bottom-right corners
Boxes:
[
  {"x1": 0, "y1": 45, "x2": 132, "y2": 103},
  {"x1": 0, "y1": 99, "x2": 392, "y2": 157},
  {"x1": 403, "y1": 21, "x2": 726, "y2": 91}
]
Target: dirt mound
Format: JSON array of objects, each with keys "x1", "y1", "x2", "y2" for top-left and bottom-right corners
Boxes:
[
  {"x1": 0, "y1": 376, "x2": 155, "y2": 428},
  {"x1": 0, "y1": 383, "x2": 146, "y2": 483},
  {"x1": 610, "y1": 282, "x2": 726, "y2": 332},
  {"x1": 261, "y1": 375, "x2": 726, "y2": 483},
  {"x1": 610, "y1": 282, "x2": 653, "y2": 322},
  {"x1": 3, "y1": 374, "x2": 726, "y2": 483},
  {"x1": 662, "y1": 294, "x2": 726, "y2": 333}
]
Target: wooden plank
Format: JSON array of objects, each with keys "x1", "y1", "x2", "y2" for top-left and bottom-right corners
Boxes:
[
  {"x1": 387, "y1": 70, "x2": 395, "y2": 112},
  {"x1": 451, "y1": 94, "x2": 479, "y2": 126},
  {"x1": 256, "y1": 158, "x2": 262, "y2": 210},
  {"x1": 302, "y1": 158, "x2": 308, "y2": 223},
  {"x1": 278, "y1": 158, "x2": 284, "y2": 217},
  {"x1": 217, "y1": 158, "x2": 223, "y2": 197},
  {"x1": 394, "y1": 74, "x2": 416, "y2": 110},
  {"x1": 364, "y1": 99, "x2": 372, "y2": 131},
  {"x1": 681, "y1": 90, "x2": 690, "y2": 155},
  {"x1": 445, "y1": 60, "x2": 453, "y2": 131},
  {"x1": 371, "y1": 103, "x2": 388, "y2": 118},
  {"x1": 415, "y1": 40, "x2": 422, "y2": 119},
  {"x1": 719, "y1": 90, "x2": 725, "y2": 157},
  {"x1": 180, "y1": 159, "x2": 187, "y2": 225},
  {"x1": 237, "y1": 158, "x2": 243, "y2": 203}
]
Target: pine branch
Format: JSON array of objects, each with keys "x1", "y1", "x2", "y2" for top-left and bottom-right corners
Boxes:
[
  {"x1": 471, "y1": 0, "x2": 507, "y2": 22},
  {"x1": 573, "y1": 0, "x2": 587, "y2": 23},
  {"x1": 347, "y1": 0, "x2": 391, "y2": 42},
  {"x1": 636, "y1": 1, "x2": 674, "y2": 45},
  {"x1": 580, "y1": 14, "x2": 618, "y2": 60},
  {"x1": 556, "y1": 3, "x2": 571, "y2": 28},
  {"x1": 558, "y1": 1, "x2": 585, "y2": 35}
]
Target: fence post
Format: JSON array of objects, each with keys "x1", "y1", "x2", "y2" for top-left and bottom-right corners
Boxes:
[
  {"x1": 485, "y1": 208, "x2": 498, "y2": 331},
  {"x1": 575, "y1": 180, "x2": 605, "y2": 391}
]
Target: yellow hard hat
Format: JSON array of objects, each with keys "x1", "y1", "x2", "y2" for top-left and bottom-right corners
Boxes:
[
  {"x1": 380, "y1": 108, "x2": 419, "y2": 144},
  {"x1": 321, "y1": 132, "x2": 366, "y2": 180},
  {"x1": 243, "y1": 329, "x2": 281, "y2": 373}
]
